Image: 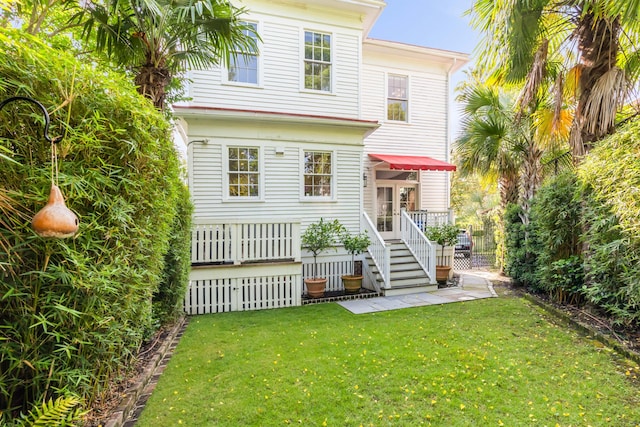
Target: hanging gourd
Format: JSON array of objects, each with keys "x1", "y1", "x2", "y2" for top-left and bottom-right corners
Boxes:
[
  {"x1": 32, "y1": 184, "x2": 78, "y2": 238},
  {"x1": 31, "y1": 131, "x2": 79, "y2": 238},
  {"x1": 0, "y1": 96, "x2": 79, "y2": 238}
]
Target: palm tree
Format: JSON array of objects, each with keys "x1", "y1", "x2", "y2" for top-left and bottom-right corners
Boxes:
[
  {"x1": 456, "y1": 77, "x2": 573, "y2": 235},
  {"x1": 75, "y1": 0, "x2": 257, "y2": 110},
  {"x1": 455, "y1": 82, "x2": 522, "y2": 212},
  {"x1": 470, "y1": 0, "x2": 640, "y2": 162}
]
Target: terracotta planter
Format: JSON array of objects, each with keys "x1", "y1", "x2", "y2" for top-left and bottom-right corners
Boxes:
[
  {"x1": 435, "y1": 265, "x2": 452, "y2": 284},
  {"x1": 341, "y1": 275, "x2": 363, "y2": 294},
  {"x1": 305, "y1": 278, "x2": 327, "y2": 298}
]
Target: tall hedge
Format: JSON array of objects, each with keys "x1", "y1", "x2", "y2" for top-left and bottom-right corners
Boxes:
[
  {"x1": 503, "y1": 203, "x2": 538, "y2": 288},
  {"x1": 578, "y1": 120, "x2": 640, "y2": 326},
  {"x1": 530, "y1": 172, "x2": 583, "y2": 304},
  {"x1": 0, "y1": 28, "x2": 190, "y2": 419}
]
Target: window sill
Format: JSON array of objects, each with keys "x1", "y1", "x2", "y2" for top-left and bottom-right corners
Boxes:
[
  {"x1": 299, "y1": 88, "x2": 336, "y2": 96},
  {"x1": 222, "y1": 81, "x2": 263, "y2": 89},
  {"x1": 300, "y1": 197, "x2": 338, "y2": 203},
  {"x1": 222, "y1": 198, "x2": 265, "y2": 203}
]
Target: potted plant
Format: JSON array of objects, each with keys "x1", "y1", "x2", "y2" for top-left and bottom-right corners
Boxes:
[
  {"x1": 340, "y1": 230, "x2": 371, "y2": 294},
  {"x1": 301, "y1": 218, "x2": 344, "y2": 297},
  {"x1": 424, "y1": 223, "x2": 459, "y2": 284}
]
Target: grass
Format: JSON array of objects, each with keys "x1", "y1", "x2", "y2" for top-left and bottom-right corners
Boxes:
[{"x1": 136, "y1": 297, "x2": 640, "y2": 426}]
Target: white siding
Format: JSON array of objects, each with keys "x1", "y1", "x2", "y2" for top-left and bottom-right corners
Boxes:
[
  {"x1": 185, "y1": 1, "x2": 364, "y2": 119},
  {"x1": 186, "y1": 118, "x2": 366, "y2": 233},
  {"x1": 361, "y1": 44, "x2": 453, "y2": 214}
]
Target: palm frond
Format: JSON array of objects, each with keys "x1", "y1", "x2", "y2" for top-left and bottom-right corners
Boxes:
[
  {"x1": 507, "y1": 0, "x2": 550, "y2": 82},
  {"x1": 552, "y1": 72, "x2": 564, "y2": 123},
  {"x1": 518, "y1": 38, "x2": 549, "y2": 110},
  {"x1": 607, "y1": 0, "x2": 640, "y2": 23},
  {"x1": 534, "y1": 107, "x2": 573, "y2": 144},
  {"x1": 564, "y1": 64, "x2": 582, "y2": 101},
  {"x1": 541, "y1": 148, "x2": 573, "y2": 176},
  {"x1": 583, "y1": 66, "x2": 627, "y2": 137},
  {"x1": 619, "y1": 47, "x2": 640, "y2": 85}
]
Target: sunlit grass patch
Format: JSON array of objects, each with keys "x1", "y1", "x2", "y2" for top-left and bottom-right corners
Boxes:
[{"x1": 136, "y1": 297, "x2": 640, "y2": 426}]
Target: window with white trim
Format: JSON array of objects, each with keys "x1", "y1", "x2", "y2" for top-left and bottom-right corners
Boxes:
[
  {"x1": 387, "y1": 74, "x2": 408, "y2": 121},
  {"x1": 228, "y1": 22, "x2": 259, "y2": 84},
  {"x1": 303, "y1": 151, "x2": 333, "y2": 197},
  {"x1": 304, "y1": 31, "x2": 331, "y2": 92},
  {"x1": 228, "y1": 146, "x2": 259, "y2": 197}
]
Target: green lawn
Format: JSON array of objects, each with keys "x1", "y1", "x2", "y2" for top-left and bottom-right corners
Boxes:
[{"x1": 136, "y1": 297, "x2": 640, "y2": 426}]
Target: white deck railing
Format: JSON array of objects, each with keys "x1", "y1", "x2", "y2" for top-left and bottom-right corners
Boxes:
[
  {"x1": 401, "y1": 211, "x2": 437, "y2": 284},
  {"x1": 363, "y1": 211, "x2": 390, "y2": 289},
  {"x1": 191, "y1": 219, "x2": 301, "y2": 264},
  {"x1": 406, "y1": 210, "x2": 454, "y2": 231}
]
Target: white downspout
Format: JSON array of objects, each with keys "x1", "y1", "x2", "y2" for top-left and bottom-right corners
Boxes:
[{"x1": 445, "y1": 58, "x2": 458, "y2": 212}]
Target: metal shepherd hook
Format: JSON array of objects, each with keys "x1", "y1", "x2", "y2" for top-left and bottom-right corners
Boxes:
[{"x1": 0, "y1": 96, "x2": 78, "y2": 238}]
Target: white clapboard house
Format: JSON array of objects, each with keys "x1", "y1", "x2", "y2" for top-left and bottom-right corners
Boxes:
[{"x1": 174, "y1": 0, "x2": 469, "y2": 313}]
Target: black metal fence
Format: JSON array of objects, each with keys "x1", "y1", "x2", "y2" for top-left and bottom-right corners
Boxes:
[{"x1": 454, "y1": 222, "x2": 497, "y2": 270}]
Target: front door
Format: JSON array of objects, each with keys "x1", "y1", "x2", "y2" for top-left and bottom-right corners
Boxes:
[{"x1": 376, "y1": 184, "x2": 417, "y2": 239}]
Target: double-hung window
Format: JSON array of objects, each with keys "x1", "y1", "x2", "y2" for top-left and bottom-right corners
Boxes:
[
  {"x1": 227, "y1": 146, "x2": 260, "y2": 198},
  {"x1": 303, "y1": 151, "x2": 333, "y2": 198},
  {"x1": 228, "y1": 22, "x2": 259, "y2": 85},
  {"x1": 304, "y1": 31, "x2": 331, "y2": 92},
  {"x1": 387, "y1": 74, "x2": 408, "y2": 122}
]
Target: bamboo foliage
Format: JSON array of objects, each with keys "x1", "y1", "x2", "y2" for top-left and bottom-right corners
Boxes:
[{"x1": 0, "y1": 28, "x2": 191, "y2": 422}]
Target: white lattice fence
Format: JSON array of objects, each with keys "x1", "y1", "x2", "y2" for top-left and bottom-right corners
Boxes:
[
  {"x1": 236, "y1": 275, "x2": 302, "y2": 311},
  {"x1": 184, "y1": 278, "x2": 233, "y2": 314},
  {"x1": 185, "y1": 263, "x2": 302, "y2": 314},
  {"x1": 191, "y1": 220, "x2": 301, "y2": 264}
]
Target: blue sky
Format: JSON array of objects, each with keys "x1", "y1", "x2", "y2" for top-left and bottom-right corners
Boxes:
[
  {"x1": 368, "y1": 1, "x2": 477, "y2": 55},
  {"x1": 368, "y1": 0, "x2": 479, "y2": 136}
]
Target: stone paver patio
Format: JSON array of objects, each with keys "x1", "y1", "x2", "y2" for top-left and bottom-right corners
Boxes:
[{"x1": 338, "y1": 271, "x2": 497, "y2": 314}]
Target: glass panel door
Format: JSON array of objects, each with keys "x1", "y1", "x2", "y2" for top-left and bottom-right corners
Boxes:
[
  {"x1": 376, "y1": 184, "x2": 418, "y2": 240},
  {"x1": 376, "y1": 186, "x2": 393, "y2": 239},
  {"x1": 399, "y1": 186, "x2": 416, "y2": 211}
]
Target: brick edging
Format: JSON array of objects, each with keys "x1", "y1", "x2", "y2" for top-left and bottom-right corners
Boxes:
[
  {"x1": 523, "y1": 293, "x2": 640, "y2": 365},
  {"x1": 103, "y1": 316, "x2": 188, "y2": 427}
]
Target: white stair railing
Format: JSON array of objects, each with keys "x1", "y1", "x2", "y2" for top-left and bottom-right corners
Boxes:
[
  {"x1": 362, "y1": 212, "x2": 390, "y2": 289},
  {"x1": 400, "y1": 211, "x2": 437, "y2": 284}
]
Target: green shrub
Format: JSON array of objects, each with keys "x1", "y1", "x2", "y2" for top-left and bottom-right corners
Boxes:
[
  {"x1": 153, "y1": 182, "x2": 193, "y2": 325},
  {"x1": 0, "y1": 28, "x2": 190, "y2": 419},
  {"x1": 531, "y1": 171, "x2": 583, "y2": 304},
  {"x1": 503, "y1": 203, "x2": 538, "y2": 287}
]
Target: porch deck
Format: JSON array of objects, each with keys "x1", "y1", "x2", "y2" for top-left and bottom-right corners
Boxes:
[{"x1": 186, "y1": 212, "x2": 456, "y2": 314}]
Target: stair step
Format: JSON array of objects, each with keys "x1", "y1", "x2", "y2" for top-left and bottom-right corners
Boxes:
[
  {"x1": 365, "y1": 241, "x2": 437, "y2": 292},
  {"x1": 382, "y1": 284, "x2": 438, "y2": 297},
  {"x1": 390, "y1": 270, "x2": 428, "y2": 280}
]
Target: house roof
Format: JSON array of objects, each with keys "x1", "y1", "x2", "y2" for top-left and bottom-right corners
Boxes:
[
  {"x1": 364, "y1": 38, "x2": 470, "y2": 73},
  {"x1": 369, "y1": 153, "x2": 456, "y2": 171},
  {"x1": 173, "y1": 105, "x2": 380, "y2": 136}
]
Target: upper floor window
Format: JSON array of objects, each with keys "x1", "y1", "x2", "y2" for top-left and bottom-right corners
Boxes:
[
  {"x1": 387, "y1": 74, "x2": 408, "y2": 121},
  {"x1": 304, "y1": 31, "x2": 331, "y2": 92},
  {"x1": 303, "y1": 151, "x2": 333, "y2": 197},
  {"x1": 228, "y1": 22, "x2": 259, "y2": 85},
  {"x1": 228, "y1": 146, "x2": 259, "y2": 197}
]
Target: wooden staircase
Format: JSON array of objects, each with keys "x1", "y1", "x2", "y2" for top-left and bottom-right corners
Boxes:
[{"x1": 366, "y1": 241, "x2": 438, "y2": 296}]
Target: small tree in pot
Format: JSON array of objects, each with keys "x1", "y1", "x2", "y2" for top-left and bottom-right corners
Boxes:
[
  {"x1": 340, "y1": 230, "x2": 371, "y2": 294},
  {"x1": 424, "y1": 223, "x2": 459, "y2": 284},
  {"x1": 301, "y1": 218, "x2": 344, "y2": 297}
]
